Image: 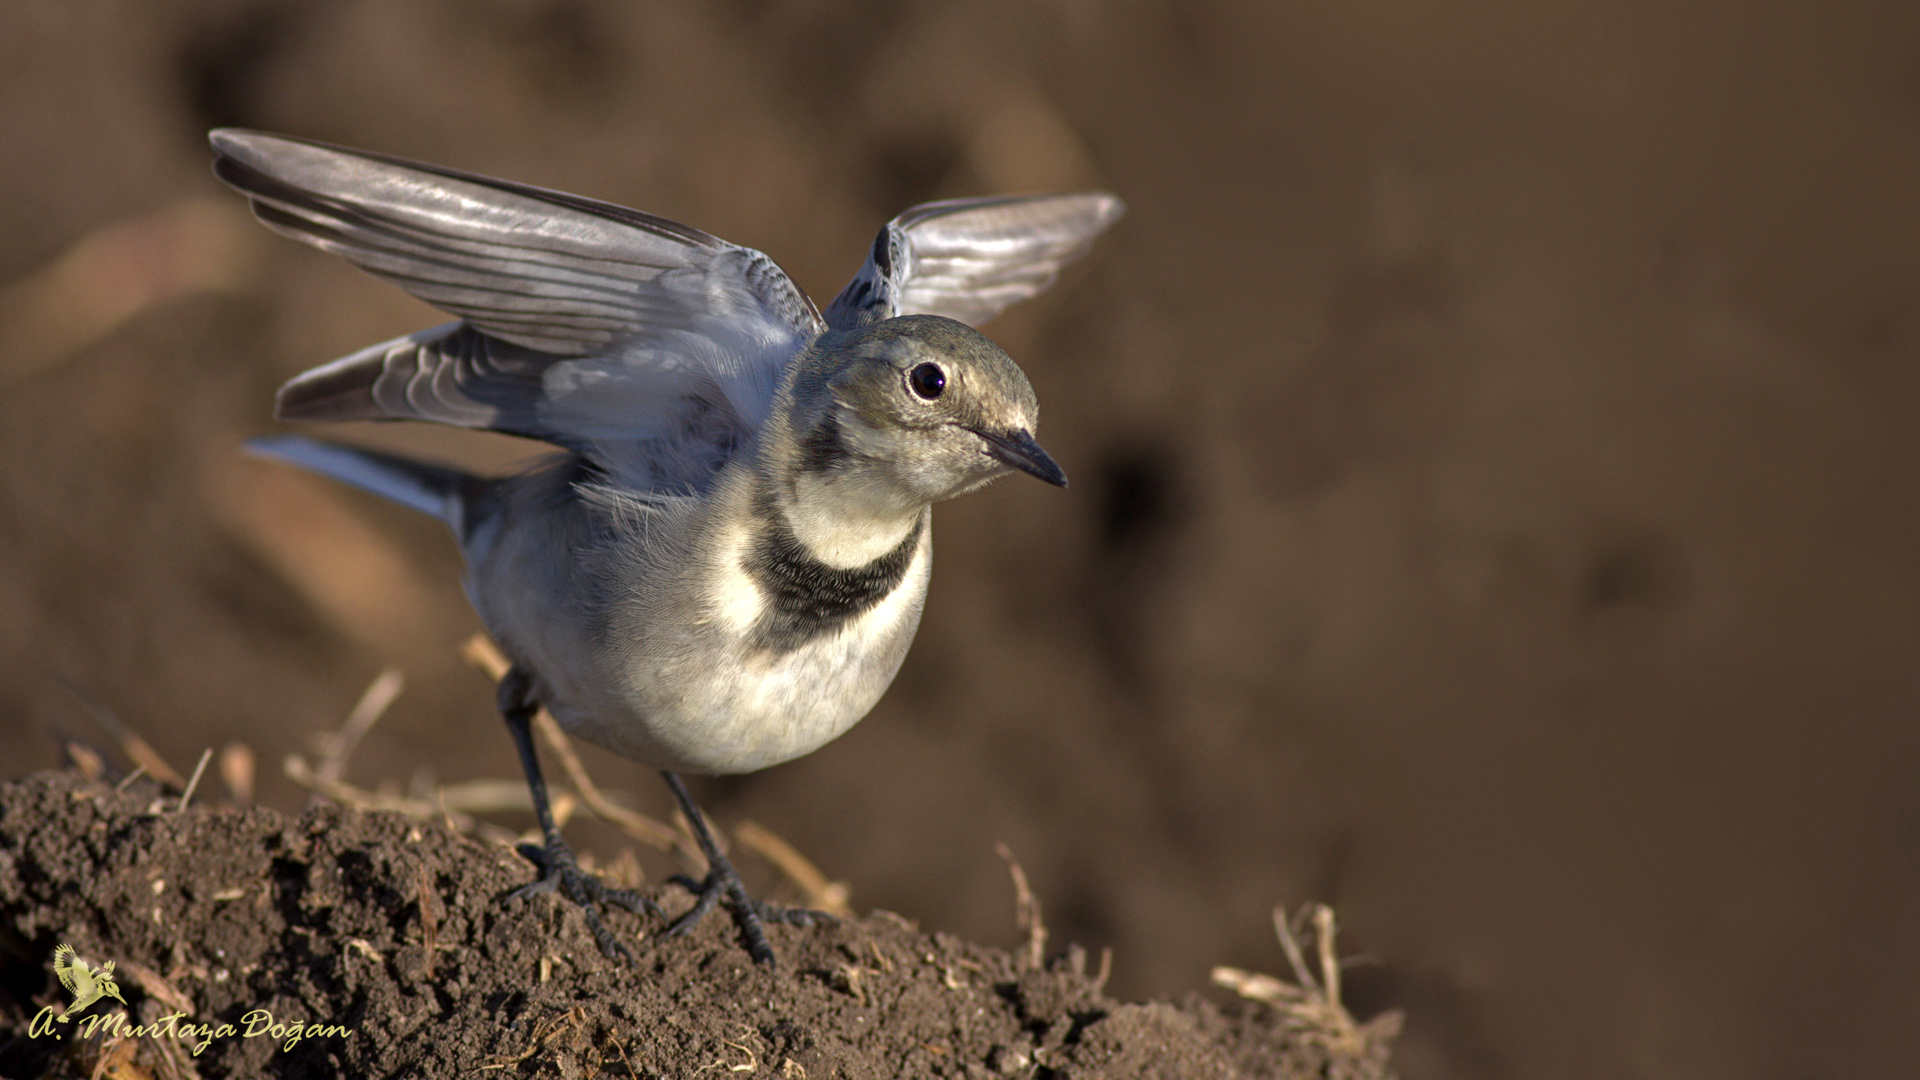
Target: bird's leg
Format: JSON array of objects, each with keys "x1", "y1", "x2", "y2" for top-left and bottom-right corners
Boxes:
[
  {"x1": 659, "y1": 771, "x2": 834, "y2": 967},
  {"x1": 499, "y1": 668, "x2": 660, "y2": 963}
]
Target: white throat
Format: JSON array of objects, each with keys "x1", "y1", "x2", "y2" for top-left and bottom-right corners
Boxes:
[{"x1": 783, "y1": 470, "x2": 923, "y2": 569}]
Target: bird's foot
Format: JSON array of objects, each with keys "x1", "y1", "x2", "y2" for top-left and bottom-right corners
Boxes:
[
  {"x1": 510, "y1": 839, "x2": 662, "y2": 964},
  {"x1": 663, "y1": 866, "x2": 835, "y2": 967}
]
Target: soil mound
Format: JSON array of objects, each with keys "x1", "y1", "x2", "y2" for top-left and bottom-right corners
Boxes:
[{"x1": 0, "y1": 772, "x2": 1396, "y2": 1079}]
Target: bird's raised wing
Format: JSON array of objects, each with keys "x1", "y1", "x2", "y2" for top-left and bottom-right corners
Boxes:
[
  {"x1": 52, "y1": 945, "x2": 78, "y2": 993},
  {"x1": 822, "y1": 192, "x2": 1124, "y2": 331},
  {"x1": 211, "y1": 129, "x2": 823, "y2": 458}
]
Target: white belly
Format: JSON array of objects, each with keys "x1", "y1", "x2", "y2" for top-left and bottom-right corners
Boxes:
[{"x1": 554, "y1": 528, "x2": 933, "y2": 775}]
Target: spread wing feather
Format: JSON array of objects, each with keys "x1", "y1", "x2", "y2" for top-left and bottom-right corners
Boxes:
[
  {"x1": 211, "y1": 129, "x2": 821, "y2": 466},
  {"x1": 52, "y1": 944, "x2": 79, "y2": 993},
  {"x1": 822, "y1": 192, "x2": 1124, "y2": 331}
]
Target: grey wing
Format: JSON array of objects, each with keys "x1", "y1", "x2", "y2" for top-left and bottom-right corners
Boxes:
[
  {"x1": 273, "y1": 321, "x2": 545, "y2": 431},
  {"x1": 821, "y1": 192, "x2": 1125, "y2": 331},
  {"x1": 211, "y1": 129, "x2": 823, "y2": 453}
]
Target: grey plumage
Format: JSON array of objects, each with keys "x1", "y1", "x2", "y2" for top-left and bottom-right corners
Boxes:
[
  {"x1": 821, "y1": 192, "x2": 1126, "y2": 329},
  {"x1": 248, "y1": 435, "x2": 481, "y2": 532},
  {"x1": 216, "y1": 128, "x2": 1121, "y2": 962}
]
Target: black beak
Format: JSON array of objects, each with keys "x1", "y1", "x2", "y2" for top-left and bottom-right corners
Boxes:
[{"x1": 975, "y1": 428, "x2": 1068, "y2": 488}]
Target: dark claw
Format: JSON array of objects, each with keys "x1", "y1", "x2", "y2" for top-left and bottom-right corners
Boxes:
[
  {"x1": 658, "y1": 770, "x2": 835, "y2": 967},
  {"x1": 763, "y1": 903, "x2": 835, "y2": 928},
  {"x1": 508, "y1": 838, "x2": 661, "y2": 965},
  {"x1": 661, "y1": 867, "x2": 834, "y2": 966}
]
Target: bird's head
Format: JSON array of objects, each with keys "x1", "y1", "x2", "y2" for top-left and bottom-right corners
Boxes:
[
  {"x1": 95, "y1": 963, "x2": 125, "y2": 1000},
  {"x1": 786, "y1": 314, "x2": 1066, "y2": 509}
]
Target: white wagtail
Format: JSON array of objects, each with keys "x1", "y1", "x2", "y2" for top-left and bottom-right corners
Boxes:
[{"x1": 211, "y1": 129, "x2": 1122, "y2": 965}]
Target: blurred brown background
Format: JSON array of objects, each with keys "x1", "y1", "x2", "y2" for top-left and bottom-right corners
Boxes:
[{"x1": 5, "y1": 1, "x2": 1919, "y2": 1076}]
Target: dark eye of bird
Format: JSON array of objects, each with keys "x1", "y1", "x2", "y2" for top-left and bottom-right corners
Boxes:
[{"x1": 908, "y1": 362, "x2": 947, "y2": 400}]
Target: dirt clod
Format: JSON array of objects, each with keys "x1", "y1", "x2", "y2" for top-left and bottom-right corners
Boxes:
[{"x1": 0, "y1": 771, "x2": 1396, "y2": 1078}]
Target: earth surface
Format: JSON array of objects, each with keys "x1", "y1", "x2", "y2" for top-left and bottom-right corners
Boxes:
[{"x1": 0, "y1": 771, "x2": 1398, "y2": 1079}]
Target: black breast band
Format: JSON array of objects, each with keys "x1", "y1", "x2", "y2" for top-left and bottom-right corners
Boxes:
[{"x1": 745, "y1": 500, "x2": 924, "y2": 652}]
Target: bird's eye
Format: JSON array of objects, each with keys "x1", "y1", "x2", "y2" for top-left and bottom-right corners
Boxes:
[{"x1": 908, "y1": 362, "x2": 947, "y2": 400}]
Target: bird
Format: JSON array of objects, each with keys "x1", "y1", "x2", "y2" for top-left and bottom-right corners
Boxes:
[
  {"x1": 210, "y1": 128, "x2": 1123, "y2": 966},
  {"x1": 52, "y1": 944, "x2": 125, "y2": 1021}
]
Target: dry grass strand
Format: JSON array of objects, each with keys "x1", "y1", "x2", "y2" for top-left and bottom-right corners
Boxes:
[
  {"x1": 418, "y1": 863, "x2": 439, "y2": 980},
  {"x1": 994, "y1": 843, "x2": 1047, "y2": 971},
  {"x1": 174, "y1": 749, "x2": 212, "y2": 815},
  {"x1": 315, "y1": 667, "x2": 404, "y2": 787},
  {"x1": 66, "y1": 742, "x2": 105, "y2": 782},
  {"x1": 1211, "y1": 901, "x2": 1404, "y2": 1072},
  {"x1": 58, "y1": 677, "x2": 184, "y2": 788},
  {"x1": 217, "y1": 743, "x2": 254, "y2": 805},
  {"x1": 735, "y1": 819, "x2": 852, "y2": 916}
]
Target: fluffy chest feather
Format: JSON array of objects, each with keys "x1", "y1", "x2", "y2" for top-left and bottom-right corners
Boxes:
[
  {"x1": 742, "y1": 502, "x2": 925, "y2": 651},
  {"x1": 629, "y1": 508, "x2": 931, "y2": 773}
]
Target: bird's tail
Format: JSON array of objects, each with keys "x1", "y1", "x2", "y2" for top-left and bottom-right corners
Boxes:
[{"x1": 245, "y1": 435, "x2": 484, "y2": 538}]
